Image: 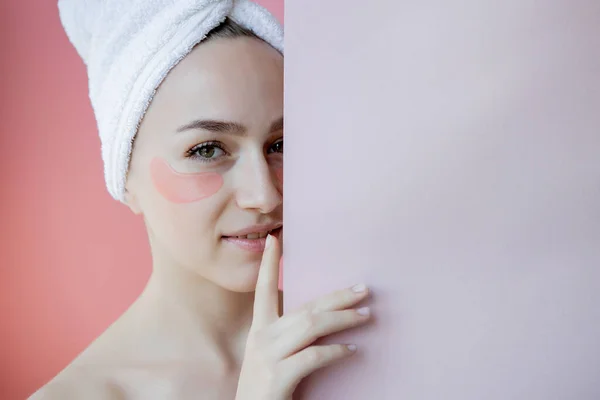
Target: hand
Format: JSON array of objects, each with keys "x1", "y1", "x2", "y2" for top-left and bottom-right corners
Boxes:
[{"x1": 235, "y1": 234, "x2": 371, "y2": 400}]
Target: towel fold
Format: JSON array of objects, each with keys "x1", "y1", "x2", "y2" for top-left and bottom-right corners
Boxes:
[{"x1": 58, "y1": 0, "x2": 284, "y2": 202}]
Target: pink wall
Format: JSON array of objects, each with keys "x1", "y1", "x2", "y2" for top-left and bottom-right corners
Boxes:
[
  {"x1": 283, "y1": 1, "x2": 600, "y2": 399},
  {"x1": 0, "y1": 1, "x2": 282, "y2": 399}
]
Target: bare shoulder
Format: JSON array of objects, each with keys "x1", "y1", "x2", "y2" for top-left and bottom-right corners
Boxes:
[{"x1": 29, "y1": 367, "x2": 126, "y2": 400}]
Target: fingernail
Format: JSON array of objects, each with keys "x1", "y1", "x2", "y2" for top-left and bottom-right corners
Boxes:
[
  {"x1": 352, "y1": 284, "x2": 367, "y2": 293},
  {"x1": 265, "y1": 234, "x2": 273, "y2": 249},
  {"x1": 356, "y1": 307, "x2": 370, "y2": 316},
  {"x1": 347, "y1": 344, "x2": 357, "y2": 352}
]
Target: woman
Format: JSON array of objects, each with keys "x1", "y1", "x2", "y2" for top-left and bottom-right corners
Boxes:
[{"x1": 33, "y1": 1, "x2": 372, "y2": 399}]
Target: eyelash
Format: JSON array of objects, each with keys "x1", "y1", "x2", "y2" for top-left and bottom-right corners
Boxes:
[
  {"x1": 186, "y1": 141, "x2": 228, "y2": 163},
  {"x1": 186, "y1": 138, "x2": 284, "y2": 163},
  {"x1": 268, "y1": 138, "x2": 284, "y2": 154}
]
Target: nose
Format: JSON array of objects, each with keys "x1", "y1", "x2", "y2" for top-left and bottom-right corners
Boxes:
[{"x1": 235, "y1": 152, "x2": 282, "y2": 214}]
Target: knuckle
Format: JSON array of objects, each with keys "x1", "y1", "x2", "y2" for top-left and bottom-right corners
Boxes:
[
  {"x1": 299, "y1": 310, "x2": 317, "y2": 333},
  {"x1": 247, "y1": 330, "x2": 262, "y2": 345},
  {"x1": 305, "y1": 347, "x2": 324, "y2": 365},
  {"x1": 246, "y1": 340, "x2": 262, "y2": 356},
  {"x1": 247, "y1": 330, "x2": 269, "y2": 351},
  {"x1": 275, "y1": 368, "x2": 297, "y2": 394},
  {"x1": 300, "y1": 300, "x2": 316, "y2": 312}
]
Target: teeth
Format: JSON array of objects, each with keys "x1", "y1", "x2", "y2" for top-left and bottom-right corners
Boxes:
[{"x1": 236, "y1": 231, "x2": 270, "y2": 239}]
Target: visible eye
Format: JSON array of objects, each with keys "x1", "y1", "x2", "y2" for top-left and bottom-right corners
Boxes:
[
  {"x1": 268, "y1": 138, "x2": 283, "y2": 154},
  {"x1": 187, "y1": 141, "x2": 228, "y2": 162}
]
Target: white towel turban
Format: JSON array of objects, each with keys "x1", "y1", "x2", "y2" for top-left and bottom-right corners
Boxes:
[{"x1": 58, "y1": 0, "x2": 284, "y2": 202}]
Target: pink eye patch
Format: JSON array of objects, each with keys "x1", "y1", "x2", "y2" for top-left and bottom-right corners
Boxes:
[{"x1": 150, "y1": 158, "x2": 223, "y2": 203}]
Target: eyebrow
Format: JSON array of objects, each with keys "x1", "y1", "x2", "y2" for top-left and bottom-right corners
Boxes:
[
  {"x1": 269, "y1": 117, "x2": 284, "y2": 133},
  {"x1": 176, "y1": 116, "x2": 283, "y2": 136},
  {"x1": 176, "y1": 119, "x2": 246, "y2": 135}
]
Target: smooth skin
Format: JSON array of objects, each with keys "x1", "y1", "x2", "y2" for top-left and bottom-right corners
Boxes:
[
  {"x1": 30, "y1": 34, "x2": 371, "y2": 400},
  {"x1": 33, "y1": 235, "x2": 370, "y2": 399},
  {"x1": 237, "y1": 234, "x2": 370, "y2": 399}
]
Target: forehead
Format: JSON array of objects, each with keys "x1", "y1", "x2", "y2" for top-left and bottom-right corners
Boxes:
[{"x1": 149, "y1": 37, "x2": 284, "y2": 124}]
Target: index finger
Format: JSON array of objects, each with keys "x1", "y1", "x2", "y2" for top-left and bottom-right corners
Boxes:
[{"x1": 252, "y1": 234, "x2": 282, "y2": 328}]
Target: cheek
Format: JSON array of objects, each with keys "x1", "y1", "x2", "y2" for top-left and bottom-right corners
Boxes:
[
  {"x1": 270, "y1": 158, "x2": 283, "y2": 187},
  {"x1": 274, "y1": 167, "x2": 283, "y2": 186},
  {"x1": 150, "y1": 157, "x2": 223, "y2": 203}
]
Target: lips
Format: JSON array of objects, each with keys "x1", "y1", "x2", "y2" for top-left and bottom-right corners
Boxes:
[
  {"x1": 222, "y1": 224, "x2": 283, "y2": 253},
  {"x1": 223, "y1": 223, "x2": 283, "y2": 239},
  {"x1": 229, "y1": 230, "x2": 270, "y2": 240}
]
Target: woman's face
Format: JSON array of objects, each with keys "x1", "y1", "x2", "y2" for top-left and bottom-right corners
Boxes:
[{"x1": 125, "y1": 36, "x2": 283, "y2": 292}]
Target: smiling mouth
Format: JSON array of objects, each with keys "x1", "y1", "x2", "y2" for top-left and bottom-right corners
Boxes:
[
  {"x1": 221, "y1": 226, "x2": 283, "y2": 253},
  {"x1": 224, "y1": 227, "x2": 282, "y2": 240}
]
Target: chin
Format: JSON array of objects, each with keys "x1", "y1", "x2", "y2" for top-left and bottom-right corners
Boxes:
[
  {"x1": 213, "y1": 263, "x2": 261, "y2": 293},
  {"x1": 218, "y1": 279, "x2": 259, "y2": 293}
]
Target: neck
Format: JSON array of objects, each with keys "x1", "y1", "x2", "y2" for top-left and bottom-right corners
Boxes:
[
  {"x1": 129, "y1": 253, "x2": 255, "y2": 371},
  {"x1": 144, "y1": 262, "x2": 255, "y2": 336}
]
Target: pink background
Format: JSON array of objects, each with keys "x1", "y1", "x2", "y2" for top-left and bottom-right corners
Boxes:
[
  {"x1": 283, "y1": 1, "x2": 600, "y2": 399},
  {"x1": 0, "y1": 1, "x2": 282, "y2": 399}
]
